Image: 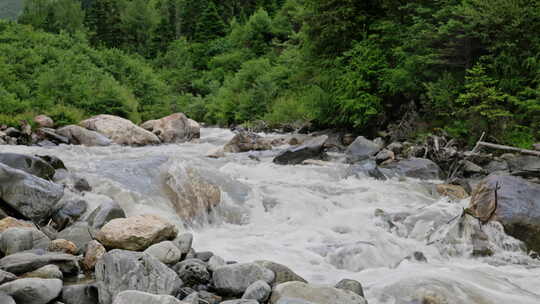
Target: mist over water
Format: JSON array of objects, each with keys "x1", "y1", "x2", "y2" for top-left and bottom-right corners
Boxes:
[{"x1": 2, "y1": 128, "x2": 540, "y2": 304}]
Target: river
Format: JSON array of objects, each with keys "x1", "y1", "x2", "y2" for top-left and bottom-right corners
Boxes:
[{"x1": 2, "y1": 128, "x2": 540, "y2": 303}]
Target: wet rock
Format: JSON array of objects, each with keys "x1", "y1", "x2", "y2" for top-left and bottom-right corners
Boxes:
[
  {"x1": 141, "y1": 113, "x2": 200, "y2": 143},
  {"x1": 174, "y1": 233, "x2": 193, "y2": 257},
  {"x1": 82, "y1": 240, "x2": 106, "y2": 271},
  {"x1": 254, "y1": 260, "x2": 306, "y2": 285},
  {"x1": 0, "y1": 227, "x2": 50, "y2": 255},
  {"x1": 0, "y1": 292, "x2": 15, "y2": 304},
  {"x1": 195, "y1": 251, "x2": 213, "y2": 262},
  {"x1": 224, "y1": 132, "x2": 272, "y2": 153},
  {"x1": 0, "y1": 270, "x2": 16, "y2": 285},
  {"x1": 22, "y1": 264, "x2": 63, "y2": 279},
  {"x1": 173, "y1": 259, "x2": 210, "y2": 286},
  {"x1": 335, "y1": 279, "x2": 365, "y2": 297},
  {"x1": 213, "y1": 262, "x2": 275, "y2": 296},
  {"x1": 435, "y1": 184, "x2": 468, "y2": 200},
  {"x1": 56, "y1": 222, "x2": 94, "y2": 254},
  {"x1": 380, "y1": 158, "x2": 442, "y2": 180},
  {"x1": 208, "y1": 255, "x2": 226, "y2": 272},
  {"x1": 144, "y1": 241, "x2": 182, "y2": 264},
  {"x1": 0, "y1": 153, "x2": 56, "y2": 180},
  {"x1": 0, "y1": 163, "x2": 64, "y2": 223},
  {"x1": 345, "y1": 159, "x2": 387, "y2": 180},
  {"x1": 95, "y1": 249, "x2": 182, "y2": 304},
  {"x1": 375, "y1": 149, "x2": 395, "y2": 165},
  {"x1": 164, "y1": 167, "x2": 221, "y2": 221},
  {"x1": 74, "y1": 177, "x2": 92, "y2": 192},
  {"x1": 242, "y1": 280, "x2": 271, "y2": 302},
  {"x1": 469, "y1": 174, "x2": 540, "y2": 252},
  {"x1": 0, "y1": 278, "x2": 62, "y2": 304},
  {"x1": 0, "y1": 250, "x2": 79, "y2": 275},
  {"x1": 52, "y1": 199, "x2": 87, "y2": 229},
  {"x1": 112, "y1": 290, "x2": 183, "y2": 304},
  {"x1": 206, "y1": 147, "x2": 226, "y2": 158},
  {"x1": 345, "y1": 136, "x2": 382, "y2": 163},
  {"x1": 61, "y1": 283, "x2": 99, "y2": 304},
  {"x1": 34, "y1": 115, "x2": 54, "y2": 128},
  {"x1": 86, "y1": 200, "x2": 126, "y2": 229},
  {"x1": 96, "y1": 215, "x2": 177, "y2": 251},
  {"x1": 37, "y1": 128, "x2": 70, "y2": 145},
  {"x1": 270, "y1": 281, "x2": 367, "y2": 304},
  {"x1": 80, "y1": 114, "x2": 160, "y2": 146},
  {"x1": 0, "y1": 217, "x2": 34, "y2": 233},
  {"x1": 405, "y1": 251, "x2": 428, "y2": 263},
  {"x1": 273, "y1": 135, "x2": 328, "y2": 165},
  {"x1": 56, "y1": 125, "x2": 112, "y2": 147},
  {"x1": 49, "y1": 239, "x2": 78, "y2": 255},
  {"x1": 471, "y1": 230, "x2": 493, "y2": 257}
]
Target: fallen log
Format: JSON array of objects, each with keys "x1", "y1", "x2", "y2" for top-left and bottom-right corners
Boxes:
[{"x1": 476, "y1": 141, "x2": 540, "y2": 157}]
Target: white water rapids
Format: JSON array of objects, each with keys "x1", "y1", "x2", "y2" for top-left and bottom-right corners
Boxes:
[{"x1": 2, "y1": 128, "x2": 540, "y2": 303}]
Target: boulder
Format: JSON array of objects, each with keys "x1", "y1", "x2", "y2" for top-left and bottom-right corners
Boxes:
[
  {"x1": 56, "y1": 125, "x2": 112, "y2": 147},
  {"x1": 0, "y1": 292, "x2": 15, "y2": 304},
  {"x1": 507, "y1": 155, "x2": 540, "y2": 178},
  {"x1": 254, "y1": 260, "x2": 306, "y2": 285},
  {"x1": 173, "y1": 259, "x2": 210, "y2": 286},
  {"x1": 345, "y1": 136, "x2": 382, "y2": 163},
  {"x1": 144, "y1": 241, "x2": 182, "y2": 264},
  {"x1": 80, "y1": 115, "x2": 160, "y2": 146},
  {"x1": 52, "y1": 199, "x2": 87, "y2": 230},
  {"x1": 270, "y1": 282, "x2": 367, "y2": 304},
  {"x1": 435, "y1": 184, "x2": 468, "y2": 200},
  {"x1": 469, "y1": 175, "x2": 540, "y2": 252},
  {"x1": 0, "y1": 270, "x2": 17, "y2": 285},
  {"x1": 48, "y1": 239, "x2": 78, "y2": 255},
  {"x1": 112, "y1": 290, "x2": 184, "y2": 304},
  {"x1": 34, "y1": 115, "x2": 54, "y2": 128},
  {"x1": 95, "y1": 249, "x2": 182, "y2": 304},
  {"x1": 273, "y1": 135, "x2": 328, "y2": 165},
  {"x1": 380, "y1": 158, "x2": 442, "y2": 180},
  {"x1": 0, "y1": 217, "x2": 34, "y2": 233},
  {"x1": 223, "y1": 132, "x2": 272, "y2": 153},
  {"x1": 61, "y1": 283, "x2": 99, "y2": 304},
  {"x1": 174, "y1": 233, "x2": 193, "y2": 257},
  {"x1": 36, "y1": 128, "x2": 70, "y2": 145},
  {"x1": 82, "y1": 240, "x2": 106, "y2": 271},
  {"x1": 208, "y1": 255, "x2": 226, "y2": 272},
  {"x1": 206, "y1": 147, "x2": 226, "y2": 159},
  {"x1": 334, "y1": 279, "x2": 364, "y2": 297},
  {"x1": 213, "y1": 262, "x2": 275, "y2": 296},
  {"x1": 242, "y1": 280, "x2": 271, "y2": 302},
  {"x1": 56, "y1": 222, "x2": 94, "y2": 254},
  {"x1": 86, "y1": 200, "x2": 126, "y2": 229},
  {"x1": 0, "y1": 250, "x2": 79, "y2": 275},
  {"x1": 0, "y1": 227, "x2": 50, "y2": 255},
  {"x1": 0, "y1": 163, "x2": 64, "y2": 223},
  {"x1": 36, "y1": 155, "x2": 66, "y2": 170},
  {"x1": 345, "y1": 159, "x2": 387, "y2": 181},
  {"x1": 22, "y1": 264, "x2": 63, "y2": 279},
  {"x1": 141, "y1": 113, "x2": 200, "y2": 143},
  {"x1": 164, "y1": 167, "x2": 221, "y2": 221},
  {"x1": 0, "y1": 153, "x2": 55, "y2": 180},
  {"x1": 0, "y1": 278, "x2": 62, "y2": 304},
  {"x1": 96, "y1": 215, "x2": 177, "y2": 251}
]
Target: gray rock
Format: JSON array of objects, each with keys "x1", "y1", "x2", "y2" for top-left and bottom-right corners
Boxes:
[
  {"x1": 0, "y1": 270, "x2": 16, "y2": 285},
  {"x1": 254, "y1": 260, "x2": 306, "y2": 285},
  {"x1": 208, "y1": 255, "x2": 226, "y2": 272},
  {"x1": 0, "y1": 163, "x2": 64, "y2": 223},
  {"x1": 375, "y1": 149, "x2": 394, "y2": 164},
  {"x1": 380, "y1": 158, "x2": 442, "y2": 180},
  {"x1": 335, "y1": 279, "x2": 364, "y2": 297},
  {"x1": 485, "y1": 160, "x2": 509, "y2": 174},
  {"x1": 221, "y1": 300, "x2": 259, "y2": 304},
  {"x1": 0, "y1": 153, "x2": 55, "y2": 180},
  {"x1": 144, "y1": 241, "x2": 182, "y2": 264},
  {"x1": 174, "y1": 233, "x2": 193, "y2": 256},
  {"x1": 507, "y1": 155, "x2": 540, "y2": 178},
  {"x1": 37, "y1": 128, "x2": 70, "y2": 145},
  {"x1": 0, "y1": 228, "x2": 34, "y2": 255},
  {"x1": 198, "y1": 290, "x2": 222, "y2": 304},
  {"x1": 173, "y1": 259, "x2": 210, "y2": 286},
  {"x1": 242, "y1": 280, "x2": 271, "y2": 302},
  {"x1": 533, "y1": 143, "x2": 540, "y2": 151},
  {"x1": 61, "y1": 283, "x2": 99, "y2": 304},
  {"x1": 386, "y1": 142, "x2": 403, "y2": 154},
  {"x1": 273, "y1": 135, "x2": 328, "y2": 165},
  {"x1": 0, "y1": 292, "x2": 15, "y2": 304},
  {"x1": 0, "y1": 250, "x2": 79, "y2": 275},
  {"x1": 95, "y1": 249, "x2": 182, "y2": 304},
  {"x1": 141, "y1": 113, "x2": 200, "y2": 144},
  {"x1": 345, "y1": 160, "x2": 386, "y2": 180},
  {"x1": 0, "y1": 278, "x2": 62, "y2": 304},
  {"x1": 213, "y1": 262, "x2": 275, "y2": 296},
  {"x1": 35, "y1": 155, "x2": 66, "y2": 170},
  {"x1": 223, "y1": 132, "x2": 272, "y2": 153},
  {"x1": 52, "y1": 200, "x2": 88, "y2": 230},
  {"x1": 461, "y1": 160, "x2": 485, "y2": 175},
  {"x1": 195, "y1": 251, "x2": 213, "y2": 262},
  {"x1": 56, "y1": 125, "x2": 112, "y2": 147},
  {"x1": 469, "y1": 174, "x2": 540, "y2": 252},
  {"x1": 112, "y1": 290, "x2": 183, "y2": 304},
  {"x1": 345, "y1": 136, "x2": 381, "y2": 163},
  {"x1": 86, "y1": 201, "x2": 126, "y2": 229},
  {"x1": 23, "y1": 264, "x2": 63, "y2": 279},
  {"x1": 74, "y1": 177, "x2": 92, "y2": 192},
  {"x1": 182, "y1": 292, "x2": 199, "y2": 304},
  {"x1": 270, "y1": 281, "x2": 367, "y2": 304},
  {"x1": 56, "y1": 222, "x2": 94, "y2": 254}
]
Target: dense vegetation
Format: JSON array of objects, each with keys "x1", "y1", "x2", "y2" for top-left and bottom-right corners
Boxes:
[{"x1": 0, "y1": 0, "x2": 539, "y2": 147}]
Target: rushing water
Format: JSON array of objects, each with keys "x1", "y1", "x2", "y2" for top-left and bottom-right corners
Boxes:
[{"x1": 2, "y1": 128, "x2": 540, "y2": 303}]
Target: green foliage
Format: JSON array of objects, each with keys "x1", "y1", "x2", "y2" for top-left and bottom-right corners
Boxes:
[{"x1": 19, "y1": 0, "x2": 86, "y2": 34}]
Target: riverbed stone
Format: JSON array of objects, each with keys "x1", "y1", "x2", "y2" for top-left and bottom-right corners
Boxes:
[
  {"x1": 335, "y1": 279, "x2": 364, "y2": 297},
  {"x1": 0, "y1": 227, "x2": 50, "y2": 255},
  {"x1": 345, "y1": 136, "x2": 382, "y2": 163},
  {"x1": 0, "y1": 250, "x2": 79, "y2": 275},
  {"x1": 34, "y1": 115, "x2": 54, "y2": 128},
  {"x1": 144, "y1": 241, "x2": 182, "y2": 264},
  {"x1": 436, "y1": 184, "x2": 468, "y2": 200},
  {"x1": 61, "y1": 283, "x2": 99, "y2": 304},
  {"x1": 80, "y1": 114, "x2": 160, "y2": 146},
  {"x1": 0, "y1": 217, "x2": 34, "y2": 233},
  {"x1": 221, "y1": 300, "x2": 259, "y2": 304},
  {"x1": 380, "y1": 157, "x2": 442, "y2": 180},
  {"x1": 213, "y1": 262, "x2": 275, "y2": 296},
  {"x1": 0, "y1": 292, "x2": 15, "y2": 304},
  {"x1": 56, "y1": 125, "x2": 112, "y2": 147},
  {"x1": 174, "y1": 233, "x2": 193, "y2": 256},
  {"x1": 112, "y1": 290, "x2": 184, "y2": 304},
  {"x1": 22, "y1": 264, "x2": 63, "y2": 279},
  {"x1": 86, "y1": 200, "x2": 126, "y2": 229},
  {"x1": 254, "y1": 260, "x2": 306, "y2": 285},
  {"x1": 141, "y1": 113, "x2": 200, "y2": 143},
  {"x1": 242, "y1": 280, "x2": 271, "y2": 302},
  {"x1": 224, "y1": 132, "x2": 272, "y2": 153},
  {"x1": 49, "y1": 239, "x2": 78, "y2": 255},
  {"x1": 82, "y1": 240, "x2": 106, "y2": 271},
  {"x1": 96, "y1": 215, "x2": 177, "y2": 251},
  {"x1": 0, "y1": 270, "x2": 16, "y2": 285},
  {"x1": 270, "y1": 281, "x2": 367, "y2": 304},
  {"x1": 95, "y1": 249, "x2": 182, "y2": 304},
  {"x1": 273, "y1": 135, "x2": 328, "y2": 165},
  {"x1": 0, "y1": 278, "x2": 62, "y2": 304},
  {"x1": 52, "y1": 199, "x2": 87, "y2": 230},
  {"x1": 0, "y1": 153, "x2": 56, "y2": 180},
  {"x1": 56, "y1": 222, "x2": 94, "y2": 254},
  {"x1": 174, "y1": 259, "x2": 210, "y2": 286}
]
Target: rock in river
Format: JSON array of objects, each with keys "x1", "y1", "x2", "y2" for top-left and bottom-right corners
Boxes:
[{"x1": 80, "y1": 114, "x2": 160, "y2": 146}]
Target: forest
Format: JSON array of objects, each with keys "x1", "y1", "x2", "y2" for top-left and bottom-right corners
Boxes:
[{"x1": 0, "y1": 0, "x2": 539, "y2": 147}]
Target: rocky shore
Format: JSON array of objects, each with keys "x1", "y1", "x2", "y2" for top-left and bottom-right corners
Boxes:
[{"x1": 0, "y1": 113, "x2": 539, "y2": 303}]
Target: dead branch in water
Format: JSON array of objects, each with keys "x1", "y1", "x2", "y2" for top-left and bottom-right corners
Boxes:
[{"x1": 476, "y1": 141, "x2": 540, "y2": 157}]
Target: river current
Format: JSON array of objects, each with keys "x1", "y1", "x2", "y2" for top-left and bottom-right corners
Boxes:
[{"x1": 2, "y1": 128, "x2": 540, "y2": 303}]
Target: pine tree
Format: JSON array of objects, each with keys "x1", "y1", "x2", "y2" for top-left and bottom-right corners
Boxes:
[{"x1": 194, "y1": 1, "x2": 226, "y2": 42}]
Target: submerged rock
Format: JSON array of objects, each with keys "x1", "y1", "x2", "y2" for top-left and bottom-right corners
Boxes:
[
  {"x1": 380, "y1": 157, "x2": 442, "y2": 180},
  {"x1": 80, "y1": 114, "x2": 160, "y2": 146},
  {"x1": 141, "y1": 113, "x2": 200, "y2": 143},
  {"x1": 273, "y1": 135, "x2": 328, "y2": 165}
]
